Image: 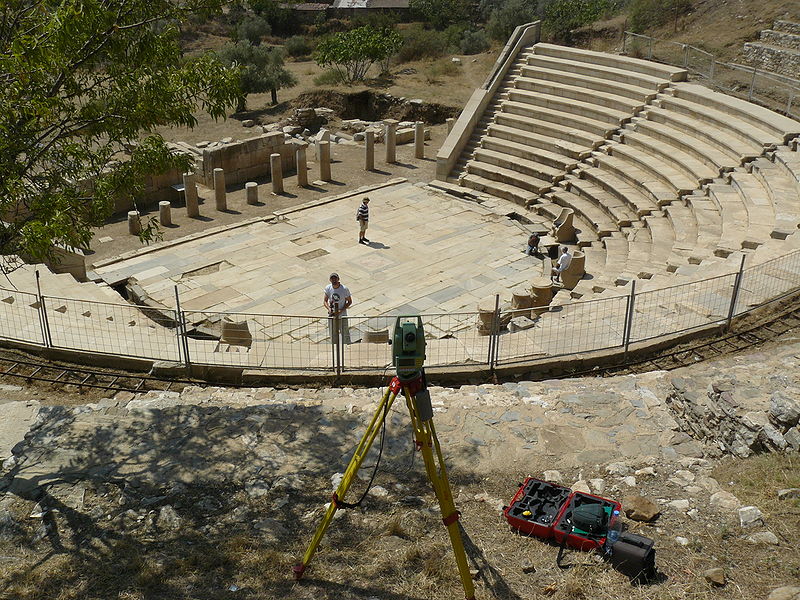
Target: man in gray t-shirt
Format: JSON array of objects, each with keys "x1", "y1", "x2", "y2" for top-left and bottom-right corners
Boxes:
[{"x1": 323, "y1": 272, "x2": 352, "y2": 343}]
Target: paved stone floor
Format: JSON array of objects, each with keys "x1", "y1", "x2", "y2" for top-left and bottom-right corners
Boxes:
[{"x1": 94, "y1": 181, "x2": 544, "y2": 318}]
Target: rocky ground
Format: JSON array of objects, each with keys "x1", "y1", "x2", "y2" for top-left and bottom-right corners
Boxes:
[{"x1": 0, "y1": 334, "x2": 798, "y2": 599}]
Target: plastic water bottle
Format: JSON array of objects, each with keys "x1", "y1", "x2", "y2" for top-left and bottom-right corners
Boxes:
[{"x1": 605, "y1": 511, "x2": 622, "y2": 553}]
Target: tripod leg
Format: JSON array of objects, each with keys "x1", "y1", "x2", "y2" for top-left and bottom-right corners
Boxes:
[
  {"x1": 404, "y1": 388, "x2": 476, "y2": 600},
  {"x1": 294, "y1": 384, "x2": 400, "y2": 580}
]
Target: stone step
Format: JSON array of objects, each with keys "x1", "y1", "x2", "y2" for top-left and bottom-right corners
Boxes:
[
  {"x1": 502, "y1": 101, "x2": 617, "y2": 138},
  {"x1": 506, "y1": 88, "x2": 630, "y2": 126},
  {"x1": 620, "y1": 130, "x2": 719, "y2": 183},
  {"x1": 493, "y1": 112, "x2": 602, "y2": 150},
  {"x1": 531, "y1": 42, "x2": 687, "y2": 82},
  {"x1": 642, "y1": 213, "x2": 678, "y2": 267},
  {"x1": 561, "y1": 176, "x2": 637, "y2": 227},
  {"x1": 643, "y1": 106, "x2": 762, "y2": 162},
  {"x1": 749, "y1": 157, "x2": 800, "y2": 236},
  {"x1": 629, "y1": 116, "x2": 739, "y2": 172},
  {"x1": 459, "y1": 173, "x2": 537, "y2": 206},
  {"x1": 523, "y1": 53, "x2": 671, "y2": 91},
  {"x1": 706, "y1": 183, "x2": 756, "y2": 253},
  {"x1": 513, "y1": 76, "x2": 646, "y2": 115},
  {"x1": 773, "y1": 148, "x2": 800, "y2": 189},
  {"x1": 466, "y1": 158, "x2": 553, "y2": 194},
  {"x1": 605, "y1": 143, "x2": 698, "y2": 196},
  {"x1": 577, "y1": 165, "x2": 658, "y2": 217},
  {"x1": 519, "y1": 63, "x2": 658, "y2": 102},
  {"x1": 546, "y1": 188, "x2": 618, "y2": 238},
  {"x1": 486, "y1": 123, "x2": 591, "y2": 161},
  {"x1": 656, "y1": 93, "x2": 782, "y2": 150},
  {"x1": 591, "y1": 152, "x2": 677, "y2": 207},
  {"x1": 481, "y1": 135, "x2": 579, "y2": 171},
  {"x1": 685, "y1": 195, "x2": 724, "y2": 249},
  {"x1": 728, "y1": 171, "x2": 778, "y2": 232},
  {"x1": 669, "y1": 82, "x2": 800, "y2": 144}
]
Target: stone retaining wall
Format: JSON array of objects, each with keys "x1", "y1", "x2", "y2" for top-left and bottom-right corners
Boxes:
[
  {"x1": 743, "y1": 43, "x2": 800, "y2": 79},
  {"x1": 197, "y1": 132, "x2": 298, "y2": 189},
  {"x1": 775, "y1": 20, "x2": 800, "y2": 35},
  {"x1": 759, "y1": 29, "x2": 800, "y2": 51}
]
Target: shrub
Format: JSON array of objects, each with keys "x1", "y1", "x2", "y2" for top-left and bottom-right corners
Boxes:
[
  {"x1": 397, "y1": 25, "x2": 450, "y2": 62},
  {"x1": 284, "y1": 35, "x2": 312, "y2": 58},
  {"x1": 235, "y1": 15, "x2": 271, "y2": 45},
  {"x1": 313, "y1": 26, "x2": 402, "y2": 83},
  {"x1": 459, "y1": 29, "x2": 490, "y2": 55},
  {"x1": 629, "y1": 0, "x2": 692, "y2": 33},
  {"x1": 487, "y1": 0, "x2": 539, "y2": 42},
  {"x1": 313, "y1": 69, "x2": 345, "y2": 86},
  {"x1": 543, "y1": 0, "x2": 612, "y2": 43},
  {"x1": 443, "y1": 22, "x2": 470, "y2": 49},
  {"x1": 410, "y1": 0, "x2": 470, "y2": 30}
]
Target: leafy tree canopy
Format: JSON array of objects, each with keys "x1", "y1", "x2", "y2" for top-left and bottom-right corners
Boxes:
[
  {"x1": 218, "y1": 42, "x2": 297, "y2": 108},
  {"x1": 542, "y1": 0, "x2": 613, "y2": 43},
  {"x1": 409, "y1": 0, "x2": 471, "y2": 30},
  {"x1": 487, "y1": 0, "x2": 539, "y2": 42},
  {"x1": 313, "y1": 26, "x2": 402, "y2": 84},
  {"x1": 0, "y1": 0, "x2": 241, "y2": 271}
]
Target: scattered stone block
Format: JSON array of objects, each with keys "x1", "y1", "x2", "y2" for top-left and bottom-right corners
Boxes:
[
  {"x1": 738, "y1": 505, "x2": 764, "y2": 528},
  {"x1": 242, "y1": 119, "x2": 255, "y2": 128},
  {"x1": 623, "y1": 495, "x2": 660, "y2": 522},
  {"x1": 704, "y1": 567, "x2": 726, "y2": 586},
  {"x1": 746, "y1": 531, "x2": 779, "y2": 545}
]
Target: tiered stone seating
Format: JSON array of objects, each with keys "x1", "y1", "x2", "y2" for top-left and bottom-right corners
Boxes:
[{"x1": 455, "y1": 43, "x2": 687, "y2": 205}]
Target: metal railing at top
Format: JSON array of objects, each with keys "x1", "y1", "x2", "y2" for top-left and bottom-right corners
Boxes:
[
  {"x1": 621, "y1": 31, "x2": 800, "y2": 120},
  {"x1": 2, "y1": 248, "x2": 800, "y2": 376}
]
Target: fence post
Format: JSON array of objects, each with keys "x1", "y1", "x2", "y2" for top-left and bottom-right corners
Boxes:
[
  {"x1": 726, "y1": 255, "x2": 747, "y2": 331},
  {"x1": 34, "y1": 270, "x2": 51, "y2": 347},
  {"x1": 648, "y1": 37, "x2": 653, "y2": 60},
  {"x1": 174, "y1": 286, "x2": 191, "y2": 370},
  {"x1": 622, "y1": 280, "x2": 636, "y2": 361},
  {"x1": 682, "y1": 44, "x2": 689, "y2": 68},
  {"x1": 788, "y1": 90, "x2": 795, "y2": 117},
  {"x1": 488, "y1": 294, "x2": 500, "y2": 371},
  {"x1": 622, "y1": 32, "x2": 627, "y2": 54},
  {"x1": 710, "y1": 57, "x2": 716, "y2": 81},
  {"x1": 749, "y1": 66, "x2": 757, "y2": 101},
  {"x1": 333, "y1": 315, "x2": 342, "y2": 376}
]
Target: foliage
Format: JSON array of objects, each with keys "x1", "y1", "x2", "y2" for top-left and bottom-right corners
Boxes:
[
  {"x1": 284, "y1": 35, "x2": 313, "y2": 58},
  {"x1": 235, "y1": 15, "x2": 272, "y2": 45},
  {"x1": 443, "y1": 22, "x2": 470, "y2": 48},
  {"x1": 352, "y1": 11, "x2": 400, "y2": 32},
  {"x1": 218, "y1": 42, "x2": 297, "y2": 108},
  {"x1": 487, "y1": 0, "x2": 540, "y2": 41},
  {"x1": 0, "y1": 0, "x2": 240, "y2": 269},
  {"x1": 409, "y1": 0, "x2": 470, "y2": 30},
  {"x1": 542, "y1": 0, "x2": 612, "y2": 43},
  {"x1": 396, "y1": 25, "x2": 450, "y2": 62},
  {"x1": 313, "y1": 26, "x2": 402, "y2": 83},
  {"x1": 313, "y1": 69, "x2": 346, "y2": 86},
  {"x1": 629, "y1": 0, "x2": 693, "y2": 33},
  {"x1": 248, "y1": 0, "x2": 297, "y2": 35},
  {"x1": 459, "y1": 30, "x2": 490, "y2": 55},
  {"x1": 424, "y1": 58, "x2": 460, "y2": 83}
]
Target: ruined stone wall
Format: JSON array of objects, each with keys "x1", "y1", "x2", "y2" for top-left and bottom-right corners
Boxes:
[
  {"x1": 197, "y1": 132, "x2": 297, "y2": 188},
  {"x1": 743, "y1": 43, "x2": 800, "y2": 79}
]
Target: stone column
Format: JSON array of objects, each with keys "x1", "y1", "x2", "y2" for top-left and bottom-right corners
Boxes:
[
  {"x1": 319, "y1": 140, "x2": 332, "y2": 182},
  {"x1": 446, "y1": 118, "x2": 455, "y2": 133},
  {"x1": 270, "y1": 153, "x2": 283, "y2": 194},
  {"x1": 296, "y1": 144, "x2": 309, "y2": 187},
  {"x1": 183, "y1": 172, "x2": 199, "y2": 218},
  {"x1": 158, "y1": 201, "x2": 172, "y2": 227},
  {"x1": 213, "y1": 167, "x2": 226, "y2": 211},
  {"x1": 315, "y1": 129, "x2": 330, "y2": 161},
  {"x1": 530, "y1": 277, "x2": 554, "y2": 316},
  {"x1": 364, "y1": 129, "x2": 375, "y2": 171},
  {"x1": 384, "y1": 119, "x2": 398, "y2": 164},
  {"x1": 127, "y1": 211, "x2": 141, "y2": 235},
  {"x1": 414, "y1": 121, "x2": 425, "y2": 159},
  {"x1": 246, "y1": 182, "x2": 259, "y2": 205}
]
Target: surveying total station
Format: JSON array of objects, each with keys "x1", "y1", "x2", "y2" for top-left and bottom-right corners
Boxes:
[{"x1": 293, "y1": 316, "x2": 476, "y2": 600}]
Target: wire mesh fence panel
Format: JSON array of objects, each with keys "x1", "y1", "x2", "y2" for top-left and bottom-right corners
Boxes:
[
  {"x1": 182, "y1": 311, "x2": 333, "y2": 371},
  {"x1": 629, "y1": 275, "x2": 736, "y2": 343},
  {"x1": 686, "y1": 46, "x2": 715, "y2": 78},
  {"x1": 496, "y1": 295, "x2": 628, "y2": 365},
  {"x1": 734, "y1": 251, "x2": 800, "y2": 315},
  {"x1": 420, "y1": 312, "x2": 491, "y2": 369},
  {"x1": 43, "y1": 295, "x2": 180, "y2": 360},
  {"x1": 341, "y1": 314, "x2": 396, "y2": 371},
  {"x1": 0, "y1": 287, "x2": 45, "y2": 345},
  {"x1": 650, "y1": 39, "x2": 688, "y2": 67}
]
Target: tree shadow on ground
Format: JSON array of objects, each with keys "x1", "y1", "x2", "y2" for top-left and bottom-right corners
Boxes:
[{"x1": 0, "y1": 394, "x2": 500, "y2": 599}]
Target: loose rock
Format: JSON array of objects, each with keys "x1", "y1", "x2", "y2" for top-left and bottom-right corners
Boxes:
[
  {"x1": 738, "y1": 505, "x2": 764, "y2": 528},
  {"x1": 704, "y1": 567, "x2": 726, "y2": 586},
  {"x1": 623, "y1": 495, "x2": 661, "y2": 522}
]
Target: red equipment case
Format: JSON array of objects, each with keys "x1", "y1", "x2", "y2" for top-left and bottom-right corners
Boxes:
[{"x1": 504, "y1": 478, "x2": 622, "y2": 551}]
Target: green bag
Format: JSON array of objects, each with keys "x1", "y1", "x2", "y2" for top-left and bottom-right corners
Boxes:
[{"x1": 572, "y1": 503, "x2": 608, "y2": 536}]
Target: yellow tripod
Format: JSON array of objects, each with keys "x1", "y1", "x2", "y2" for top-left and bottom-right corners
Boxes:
[{"x1": 293, "y1": 373, "x2": 476, "y2": 600}]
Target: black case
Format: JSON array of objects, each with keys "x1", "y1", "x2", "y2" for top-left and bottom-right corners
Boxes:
[{"x1": 608, "y1": 532, "x2": 657, "y2": 584}]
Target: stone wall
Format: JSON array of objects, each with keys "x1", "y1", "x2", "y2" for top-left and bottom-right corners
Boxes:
[
  {"x1": 743, "y1": 43, "x2": 800, "y2": 79},
  {"x1": 197, "y1": 132, "x2": 297, "y2": 188},
  {"x1": 759, "y1": 29, "x2": 800, "y2": 51},
  {"x1": 775, "y1": 20, "x2": 800, "y2": 35}
]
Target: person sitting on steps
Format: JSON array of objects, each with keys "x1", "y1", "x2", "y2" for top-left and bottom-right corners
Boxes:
[
  {"x1": 524, "y1": 232, "x2": 541, "y2": 256},
  {"x1": 552, "y1": 246, "x2": 572, "y2": 283}
]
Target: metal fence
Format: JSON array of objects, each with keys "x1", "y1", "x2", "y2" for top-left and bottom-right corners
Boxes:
[
  {"x1": 621, "y1": 31, "x2": 800, "y2": 120},
  {"x1": 2, "y1": 249, "x2": 800, "y2": 375}
]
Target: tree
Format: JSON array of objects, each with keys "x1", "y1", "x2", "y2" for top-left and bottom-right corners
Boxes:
[
  {"x1": 218, "y1": 42, "x2": 297, "y2": 109},
  {"x1": 542, "y1": 0, "x2": 611, "y2": 43},
  {"x1": 0, "y1": 0, "x2": 241, "y2": 272},
  {"x1": 409, "y1": 0, "x2": 471, "y2": 30},
  {"x1": 313, "y1": 26, "x2": 402, "y2": 84},
  {"x1": 487, "y1": 0, "x2": 540, "y2": 42},
  {"x1": 629, "y1": 0, "x2": 692, "y2": 33},
  {"x1": 235, "y1": 15, "x2": 272, "y2": 45}
]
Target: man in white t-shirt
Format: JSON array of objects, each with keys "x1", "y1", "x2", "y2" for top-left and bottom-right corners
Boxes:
[
  {"x1": 552, "y1": 247, "x2": 572, "y2": 282},
  {"x1": 323, "y1": 272, "x2": 352, "y2": 343}
]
